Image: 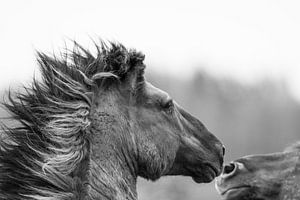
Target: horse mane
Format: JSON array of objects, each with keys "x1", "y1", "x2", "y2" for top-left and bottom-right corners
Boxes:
[{"x1": 0, "y1": 41, "x2": 145, "y2": 199}]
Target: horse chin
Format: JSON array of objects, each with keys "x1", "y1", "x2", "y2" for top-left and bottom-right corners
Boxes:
[
  {"x1": 166, "y1": 161, "x2": 220, "y2": 183},
  {"x1": 192, "y1": 175, "x2": 214, "y2": 183}
]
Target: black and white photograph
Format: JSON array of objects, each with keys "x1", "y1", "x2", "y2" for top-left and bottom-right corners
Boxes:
[{"x1": 0, "y1": 0, "x2": 299, "y2": 199}]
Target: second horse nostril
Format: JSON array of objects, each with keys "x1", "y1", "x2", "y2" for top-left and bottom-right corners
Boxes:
[{"x1": 223, "y1": 163, "x2": 236, "y2": 174}]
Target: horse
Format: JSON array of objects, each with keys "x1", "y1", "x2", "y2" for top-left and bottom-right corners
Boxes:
[
  {"x1": 0, "y1": 42, "x2": 225, "y2": 200},
  {"x1": 215, "y1": 142, "x2": 300, "y2": 200}
]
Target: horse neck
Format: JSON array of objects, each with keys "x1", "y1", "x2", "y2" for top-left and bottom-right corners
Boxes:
[{"x1": 85, "y1": 108, "x2": 138, "y2": 200}]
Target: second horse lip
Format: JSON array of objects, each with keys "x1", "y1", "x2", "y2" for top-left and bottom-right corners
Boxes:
[{"x1": 220, "y1": 185, "x2": 251, "y2": 196}]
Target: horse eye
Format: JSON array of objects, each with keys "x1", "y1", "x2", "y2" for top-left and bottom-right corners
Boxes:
[{"x1": 162, "y1": 99, "x2": 174, "y2": 109}]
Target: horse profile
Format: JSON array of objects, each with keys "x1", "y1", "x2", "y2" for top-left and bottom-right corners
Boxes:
[
  {"x1": 0, "y1": 42, "x2": 224, "y2": 200},
  {"x1": 216, "y1": 142, "x2": 300, "y2": 200}
]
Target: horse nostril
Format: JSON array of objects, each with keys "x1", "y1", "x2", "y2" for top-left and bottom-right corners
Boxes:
[
  {"x1": 222, "y1": 146, "x2": 225, "y2": 156},
  {"x1": 223, "y1": 162, "x2": 236, "y2": 175}
]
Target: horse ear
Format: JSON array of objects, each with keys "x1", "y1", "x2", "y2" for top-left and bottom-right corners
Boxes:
[
  {"x1": 102, "y1": 43, "x2": 145, "y2": 80},
  {"x1": 86, "y1": 43, "x2": 145, "y2": 89},
  {"x1": 123, "y1": 62, "x2": 145, "y2": 93},
  {"x1": 121, "y1": 50, "x2": 145, "y2": 91},
  {"x1": 128, "y1": 50, "x2": 145, "y2": 69}
]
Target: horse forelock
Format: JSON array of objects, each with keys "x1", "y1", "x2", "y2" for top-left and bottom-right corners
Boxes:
[{"x1": 0, "y1": 41, "x2": 145, "y2": 199}]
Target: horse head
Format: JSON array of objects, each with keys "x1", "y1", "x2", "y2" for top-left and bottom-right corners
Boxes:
[
  {"x1": 89, "y1": 44, "x2": 224, "y2": 185},
  {"x1": 216, "y1": 142, "x2": 300, "y2": 200},
  {"x1": 0, "y1": 42, "x2": 224, "y2": 200}
]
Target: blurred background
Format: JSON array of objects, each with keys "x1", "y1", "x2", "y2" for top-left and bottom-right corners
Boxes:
[{"x1": 1, "y1": 0, "x2": 300, "y2": 199}]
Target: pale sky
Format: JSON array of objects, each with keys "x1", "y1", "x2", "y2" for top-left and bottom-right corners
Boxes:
[{"x1": 1, "y1": 0, "x2": 300, "y2": 100}]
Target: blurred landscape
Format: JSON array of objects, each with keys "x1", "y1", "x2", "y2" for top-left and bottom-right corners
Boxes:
[{"x1": 0, "y1": 69, "x2": 299, "y2": 200}]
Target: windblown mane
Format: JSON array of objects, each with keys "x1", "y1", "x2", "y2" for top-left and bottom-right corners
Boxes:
[{"x1": 0, "y1": 42, "x2": 145, "y2": 199}]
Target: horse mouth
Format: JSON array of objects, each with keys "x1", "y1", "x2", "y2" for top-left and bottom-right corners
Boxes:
[
  {"x1": 219, "y1": 186, "x2": 251, "y2": 196},
  {"x1": 192, "y1": 164, "x2": 220, "y2": 183}
]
